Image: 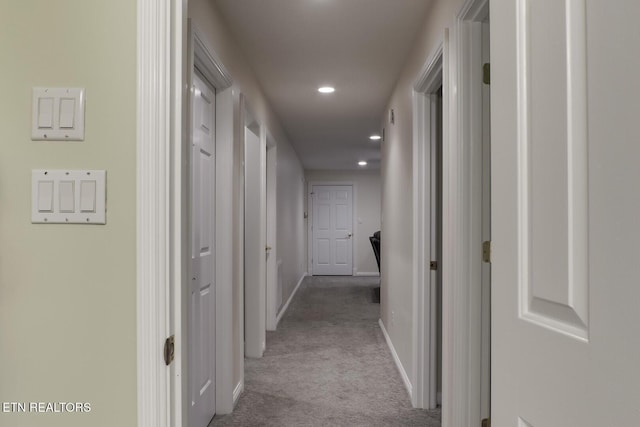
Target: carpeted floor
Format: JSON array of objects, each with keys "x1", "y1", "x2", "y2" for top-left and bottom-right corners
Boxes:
[{"x1": 210, "y1": 276, "x2": 440, "y2": 427}]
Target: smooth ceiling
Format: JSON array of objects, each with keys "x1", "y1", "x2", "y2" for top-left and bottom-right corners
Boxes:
[{"x1": 215, "y1": 0, "x2": 433, "y2": 170}]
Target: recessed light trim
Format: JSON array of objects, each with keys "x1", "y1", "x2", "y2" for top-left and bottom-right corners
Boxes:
[
  {"x1": 369, "y1": 135, "x2": 381, "y2": 141},
  {"x1": 358, "y1": 161, "x2": 367, "y2": 166},
  {"x1": 318, "y1": 86, "x2": 335, "y2": 94}
]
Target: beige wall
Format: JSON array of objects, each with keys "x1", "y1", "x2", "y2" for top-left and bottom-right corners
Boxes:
[
  {"x1": 276, "y1": 143, "x2": 306, "y2": 310},
  {"x1": 0, "y1": 1, "x2": 137, "y2": 427},
  {"x1": 305, "y1": 170, "x2": 382, "y2": 275},
  {"x1": 380, "y1": 0, "x2": 463, "y2": 386},
  {"x1": 189, "y1": 0, "x2": 306, "y2": 387}
]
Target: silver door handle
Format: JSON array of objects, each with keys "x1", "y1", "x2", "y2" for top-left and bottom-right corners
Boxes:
[
  {"x1": 347, "y1": 233, "x2": 352, "y2": 238},
  {"x1": 266, "y1": 246, "x2": 272, "y2": 252}
]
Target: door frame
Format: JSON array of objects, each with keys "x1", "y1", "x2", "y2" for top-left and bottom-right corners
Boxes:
[
  {"x1": 188, "y1": 22, "x2": 236, "y2": 420},
  {"x1": 412, "y1": 40, "x2": 444, "y2": 410},
  {"x1": 440, "y1": 0, "x2": 490, "y2": 426},
  {"x1": 306, "y1": 181, "x2": 357, "y2": 276},
  {"x1": 136, "y1": 1, "x2": 181, "y2": 426},
  {"x1": 136, "y1": 6, "x2": 236, "y2": 426}
]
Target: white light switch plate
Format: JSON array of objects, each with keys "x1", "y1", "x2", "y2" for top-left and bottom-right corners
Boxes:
[
  {"x1": 32, "y1": 170, "x2": 106, "y2": 224},
  {"x1": 32, "y1": 88, "x2": 85, "y2": 141}
]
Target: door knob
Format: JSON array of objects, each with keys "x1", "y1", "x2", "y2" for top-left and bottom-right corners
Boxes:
[
  {"x1": 347, "y1": 233, "x2": 352, "y2": 238},
  {"x1": 266, "y1": 246, "x2": 272, "y2": 251}
]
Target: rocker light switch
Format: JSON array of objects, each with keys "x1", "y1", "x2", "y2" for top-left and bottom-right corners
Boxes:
[
  {"x1": 38, "y1": 98, "x2": 54, "y2": 129},
  {"x1": 59, "y1": 98, "x2": 76, "y2": 129},
  {"x1": 59, "y1": 181, "x2": 75, "y2": 213},
  {"x1": 79, "y1": 180, "x2": 96, "y2": 213},
  {"x1": 37, "y1": 181, "x2": 54, "y2": 212}
]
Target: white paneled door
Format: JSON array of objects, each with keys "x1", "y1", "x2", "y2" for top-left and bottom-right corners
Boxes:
[
  {"x1": 312, "y1": 185, "x2": 353, "y2": 275},
  {"x1": 190, "y1": 70, "x2": 216, "y2": 427},
  {"x1": 492, "y1": 0, "x2": 640, "y2": 426}
]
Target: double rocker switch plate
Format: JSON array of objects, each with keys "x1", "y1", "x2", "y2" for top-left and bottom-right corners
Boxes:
[{"x1": 32, "y1": 87, "x2": 85, "y2": 141}]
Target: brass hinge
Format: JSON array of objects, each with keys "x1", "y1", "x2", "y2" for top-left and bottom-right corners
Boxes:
[
  {"x1": 482, "y1": 241, "x2": 491, "y2": 263},
  {"x1": 483, "y1": 63, "x2": 491, "y2": 85},
  {"x1": 482, "y1": 418, "x2": 491, "y2": 427},
  {"x1": 430, "y1": 261, "x2": 438, "y2": 271},
  {"x1": 164, "y1": 335, "x2": 175, "y2": 366}
]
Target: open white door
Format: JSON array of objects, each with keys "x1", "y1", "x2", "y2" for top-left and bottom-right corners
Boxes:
[
  {"x1": 265, "y1": 141, "x2": 278, "y2": 331},
  {"x1": 190, "y1": 70, "x2": 216, "y2": 427},
  {"x1": 492, "y1": 0, "x2": 640, "y2": 425},
  {"x1": 311, "y1": 185, "x2": 353, "y2": 276},
  {"x1": 243, "y1": 100, "x2": 266, "y2": 358}
]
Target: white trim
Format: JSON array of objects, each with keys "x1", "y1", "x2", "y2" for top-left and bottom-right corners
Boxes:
[
  {"x1": 188, "y1": 21, "x2": 236, "y2": 416},
  {"x1": 307, "y1": 181, "x2": 356, "y2": 276},
  {"x1": 379, "y1": 319, "x2": 413, "y2": 400},
  {"x1": 459, "y1": 0, "x2": 490, "y2": 22},
  {"x1": 354, "y1": 272, "x2": 381, "y2": 277},
  {"x1": 276, "y1": 273, "x2": 307, "y2": 327},
  {"x1": 414, "y1": 43, "x2": 444, "y2": 93},
  {"x1": 232, "y1": 379, "x2": 244, "y2": 407},
  {"x1": 137, "y1": 0, "x2": 174, "y2": 426},
  {"x1": 352, "y1": 182, "x2": 359, "y2": 275},
  {"x1": 440, "y1": 1, "x2": 490, "y2": 426},
  {"x1": 412, "y1": 39, "x2": 444, "y2": 411},
  {"x1": 193, "y1": 31, "x2": 232, "y2": 90}
]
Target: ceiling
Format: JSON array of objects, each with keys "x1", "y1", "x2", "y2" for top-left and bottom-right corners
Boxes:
[{"x1": 215, "y1": 0, "x2": 432, "y2": 170}]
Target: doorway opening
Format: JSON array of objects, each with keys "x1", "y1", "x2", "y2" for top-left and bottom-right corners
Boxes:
[
  {"x1": 181, "y1": 21, "x2": 236, "y2": 423},
  {"x1": 440, "y1": 0, "x2": 491, "y2": 424},
  {"x1": 412, "y1": 41, "x2": 444, "y2": 411}
]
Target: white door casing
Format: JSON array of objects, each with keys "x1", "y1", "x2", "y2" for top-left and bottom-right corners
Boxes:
[
  {"x1": 189, "y1": 71, "x2": 216, "y2": 427},
  {"x1": 492, "y1": 0, "x2": 640, "y2": 426},
  {"x1": 441, "y1": 1, "x2": 490, "y2": 425},
  {"x1": 311, "y1": 185, "x2": 353, "y2": 276}
]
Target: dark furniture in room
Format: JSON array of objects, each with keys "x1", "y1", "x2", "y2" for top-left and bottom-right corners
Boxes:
[{"x1": 370, "y1": 231, "x2": 381, "y2": 303}]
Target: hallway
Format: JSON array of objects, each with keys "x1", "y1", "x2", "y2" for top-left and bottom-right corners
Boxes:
[{"x1": 211, "y1": 276, "x2": 439, "y2": 427}]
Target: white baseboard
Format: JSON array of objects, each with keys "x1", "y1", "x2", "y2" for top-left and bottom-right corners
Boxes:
[
  {"x1": 275, "y1": 272, "x2": 307, "y2": 327},
  {"x1": 378, "y1": 318, "x2": 413, "y2": 400},
  {"x1": 233, "y1": 378, "x2": 244, "y2": 407},
  {"x1": 355, "y1": 272, "x2": 380, "y2": 277}
]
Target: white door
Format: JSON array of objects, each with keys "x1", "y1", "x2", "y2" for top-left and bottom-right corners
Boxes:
[
  {"x1": 244, "y1": 125, "x2": 266, "y2": 358},
  {"x1": 492, "y1": 1, "x2": 640, "y2": 426},
  {"x1": 312, "y1": 185, "x2": 353, "y2": 275},
  {"x1": 190, "y1": 70, "x2": 216, "y2": 427}
]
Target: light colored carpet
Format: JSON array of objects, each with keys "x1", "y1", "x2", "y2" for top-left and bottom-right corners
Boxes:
[{"x1": 210, "y1": 276, "x2": 440, "y2": 427}]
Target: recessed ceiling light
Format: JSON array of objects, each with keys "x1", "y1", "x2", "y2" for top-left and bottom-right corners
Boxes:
[
  {"x1": 318, "y1": 86, "x2": 335, "y2": 94},
  {"x1": 369, "y1": 135, "x2": 381, "y2": 141},
  {"x1": 358, "y1": 161, "x2": 367, "y2": 166}
]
